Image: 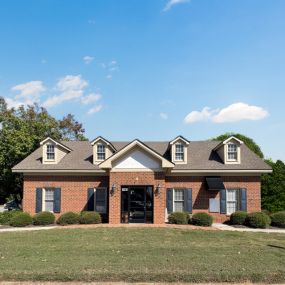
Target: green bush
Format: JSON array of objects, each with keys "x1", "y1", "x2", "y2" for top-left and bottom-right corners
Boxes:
[
  {"x1": 57, "y1": 212, "x2": 80, "y2": 225},
  {"x1": 9, "y1": 212, "x2": 32, "y2": 227},
  {"x1": 0, "y1": 210, "x2": 22, "y2": 225},
  {"x1": 270, "y1": 211, "x2": 285, "y2": 228},
  {"x1": 230, "y1": 211, "x2": 247, "y2": 225},
  {"x1": 168, "y1": 212, "x2": 189, "y2": 224},
  {"x1": 246, "y1": 212, "x2": 271, "y2": 229},
  {"x1": 79, "y1": 211, "x2": 101, "y2": 224},
  {"x1": 33, "y1": 211, "x2": 55, "y2": 225},
  {"x1": 191, "y1": 212, "x2": 213, "y2": 227}
]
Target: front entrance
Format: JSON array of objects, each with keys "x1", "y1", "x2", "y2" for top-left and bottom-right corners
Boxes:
[{"x1": 121, "y1": 186, "x2": 153, "y2": 223}]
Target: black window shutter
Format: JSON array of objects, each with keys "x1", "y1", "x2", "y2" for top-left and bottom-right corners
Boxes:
[
  {"x1": 184, "y1": 189, "x2": 192, "y2": 213},
  {"x1": 87, "y1": 188, "x2": 95, "y2": 211},
  {"x1": 220, "y1": 189, "x2": 226, "y2": 214},
  {"x1": 53, "y1": 188, "x2": 61, "y2": 213},
  {"x1": 240, "y1": 188, "x2": 247, "y2": 212},
  {"x1": 95, "y1": 188, "x2": 107, "y2": 213},
  {"x1": 166, "y1": 188, "x2": 173, "y2": 214},
  {"x1": 35, "y1": 188, "x2": 42, "y2": 213}
]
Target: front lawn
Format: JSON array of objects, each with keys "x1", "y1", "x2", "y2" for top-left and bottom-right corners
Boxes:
[{"x1": 0, "y1": 228, "x2": 284, "y2": 283}]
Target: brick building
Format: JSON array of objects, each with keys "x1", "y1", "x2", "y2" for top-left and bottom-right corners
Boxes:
[{"x1": 12, "y1": 136, "x2": 271, "y2": 223}]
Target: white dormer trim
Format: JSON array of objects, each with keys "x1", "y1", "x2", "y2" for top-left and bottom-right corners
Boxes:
[
  {"x1": 99, "y1": 139, "x2": 174, "y2": 169},
  {"x1": 40, "y1": 137, "x2": 72, "y2": 152},
  {"x1": 40, "y1": 137, "x2": 71, "y2": 164},
  {"x1": 170, "y1": 136, "x2": 189, "y2": 165},
  {"x1": 91, "y1": 136, "x2": 115, "y2": 164},
  {"x1": 91, "y1": 136, "x2": 116, "y2": 152},
  {"x1": 169, "y1": 135, "x2": 190, "y2": 146},
  {"x1": 214, "y1": 136, "x2": 243, "y2": 164}
]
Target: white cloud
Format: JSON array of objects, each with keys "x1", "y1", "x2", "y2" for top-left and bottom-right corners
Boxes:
[
  {"x1": 83, "y1": 56, "x2": 94, "y2": 64},
  {"x1": 160, "y1": 112, "x2": 168, "y2": 120},
  {"x1": 184, "y1": 103, "x2": 269, "y2": 124},
  {"x1": 184, "y1": 107, "x2": 212, "y2": 123},
  {"x1": 8, "y1": 80, "x2": 46, "y2": 107},
  {"x1": 81, "y1": 93, "x2": 101, "y2": 105},
  {"x1": 106, "y1": 74, "x2": 112, "y2": 80},
  {"x1": 212, "y1": 102, "x2": 269, "y2": 123},
  {"x1": 43, "y1": 75, "x2": 88, "y2": 108},
  {"x1": 163, "y1": 0, "x2": 190, "y2": 11},
  {"x1": 87, "y1": 105, "x2": 102, "y2": 115}
]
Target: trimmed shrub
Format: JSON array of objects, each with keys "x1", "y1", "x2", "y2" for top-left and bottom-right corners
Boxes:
[
  {"x1": 270, "y1": 211, "x2": 285, "y2": 228},
  {"x1": 9, "y1": 212, "x2": 32, "y2": 227},
  {"x1": 33, "y1": 211, "x2": 55, "y2": 225},
  {"x1": 168, "y1": 212, "x2": 189, "y2": 225},
  {"x1": 230, "y1": 211, "x2": 247, "y2": 225},
  {"x1": 246, "y1": 212, "x2": 271, "y2": 229},
  {"x1": 0, "y1": 210, "x2": 22, "y2": 225},
  {"x1": 57, "y1": 212, "x2": 80, "y2": 225},
  {"x1": 79, "y1": 211, "x2": 102, "y2": 224},
  {"x1": 191, "y1": 212, "x2": 213, "y2": 227}
]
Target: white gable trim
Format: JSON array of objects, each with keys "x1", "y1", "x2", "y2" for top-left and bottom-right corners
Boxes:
[
  {"x1": 169, "y1": 135, "x2": 190, "y2": 145},
  {"x1": 40, "y1": 137, "x2": 72, "y2": 152},
  {"x1": 99, "y1": 140, "x2": 174, "y2": 169},
  {"x1": 213, "y1": 136, "x2": 244, "y2": 151},
  {"x1": 90, "y1": 136, "x2": 116, "y2": 151}
]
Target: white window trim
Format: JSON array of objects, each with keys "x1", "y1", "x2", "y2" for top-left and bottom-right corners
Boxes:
[
  {"x1": 226, "y1": 189, "x2": 240, "y2": 215},
  {"x1": 227, "y1": 143, "x2": 238, "y2": 161},
  {"x1": 97, "y1": 144, "x2": 106, "y2": 161},
  {"x1": 42, "y1": 187, "x2": 55, "y2": 213},
  {"x1": 46, "y1": 144, "x2": 55, "y2": 161},
  {"x1": 173, "y1": 189, "x2": 185, "y2": 212}
]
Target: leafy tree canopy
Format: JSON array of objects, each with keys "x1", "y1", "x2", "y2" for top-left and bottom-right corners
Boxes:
[
  {"x1": 0, "y1": 97, "x2": 87, "y2": 202},
  {"x1": 212, "y1": 132, "x2": 264, "y2": 158},
  {"x1": 261, "y1": 159, "x2": 285, "y2": 212}
]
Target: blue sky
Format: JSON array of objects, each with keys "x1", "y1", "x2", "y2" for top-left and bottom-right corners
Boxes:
[{"x1": 0, "y1": 0, "x2": 284, "y2": 161}]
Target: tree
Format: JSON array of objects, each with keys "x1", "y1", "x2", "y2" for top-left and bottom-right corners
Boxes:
[
  {"x1": 261, "y1": 159, "x2": 285, "y2": 212},
  {"x1": 0, "y1": 97, "x2": 87, "y2": 203},
  {"x1": 212, "y1": 132, "x2": 264, "y2": 158}
]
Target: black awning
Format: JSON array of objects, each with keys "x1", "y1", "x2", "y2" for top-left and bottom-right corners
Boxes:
[{"x1": 205, "y1": 177, "x2": 225, "y2": 191}]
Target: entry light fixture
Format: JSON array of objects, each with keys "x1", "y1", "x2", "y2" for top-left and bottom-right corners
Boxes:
[{"x1": 111, "y1": 183, "x2": 117, "y2": 194}]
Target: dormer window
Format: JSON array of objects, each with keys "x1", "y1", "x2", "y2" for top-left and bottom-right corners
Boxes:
[
  {"x1": 97, "y1": 144, "x2": 106, "y2": 161},
  {"x1": 46, "y1": 144, "x2": 55, "y2": 160},
  {"x1": 227, "y1": 144, "x2": 237, "y2": 161},
  {"x1": 175, "y1": 144, "x2": 184, "y2": 161}
]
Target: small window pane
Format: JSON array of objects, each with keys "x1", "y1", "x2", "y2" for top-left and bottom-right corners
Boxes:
[
  {"x1": 46, "y1": 144, "x2": 55, "y2": 160},
  {"x1": 174, "y1": 201, "x2": 184, "y2": 212},
  {"x1": 174, "y1": 189, "x2": 184, "y2": 201},
  {"x1": 45, "y1": 189, "x2": 54, "y2": 212},
  {"x1": 226, "y1": 190, "x2": 238, "y2": 214},
  {"x1": 175, "y1": 144, "x2": 184, "y2": 161},
  {"x1": 97, "y1": 144, "x2": 106, "y2": 160},
  {"x1": 228, "y1": 144, "x2": 237, "y2": 160}
]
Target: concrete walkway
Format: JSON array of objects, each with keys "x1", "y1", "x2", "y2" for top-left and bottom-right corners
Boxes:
[
  {"x1": 0, "y1": 223, "x2": 284, "y2": 233},
  {"x1": 213, "y1": 223, "x2": 285, "y2": 233}
]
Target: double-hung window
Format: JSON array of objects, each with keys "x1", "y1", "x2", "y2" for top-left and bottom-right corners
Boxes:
[
  {"x1": 173, "y1": 189, "x2": 185, "y2": 212},
  {"x1": 175, "y1": 144, "x2": 184, "y2": 161},
  {"x1": 44, "y1": 188, "x2": 55, "y2": 212},
  {"x1": 226, "y1": 189, "x2": 239, "y2": 215},
  {"x1": 46, "y1": 144, "x2": 55, "y2": 160},
  {"x1": 227, "y1": 144, "x2": 237, "y2": 160},
  {"x1": 97, "y1": 144, "x2": 105, "y2": 160}
]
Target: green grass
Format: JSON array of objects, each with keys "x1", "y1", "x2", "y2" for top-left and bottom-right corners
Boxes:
[{"x1": 0, "y1": 228, "x2": 284, "y2": 283}]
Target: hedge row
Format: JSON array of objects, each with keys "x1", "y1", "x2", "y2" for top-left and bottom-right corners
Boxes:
[
  {"x1": 0, "y1": 211, "x2": 102, "y2": 227},
  {"x1": 168, "y1": 212, "x2": 213, "y2": 227},
  {"x1": 230, "y1": 211, "x2": 285, "y2": 228}
]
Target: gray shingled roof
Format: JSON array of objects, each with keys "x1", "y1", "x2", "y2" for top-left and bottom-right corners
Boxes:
[{"x1": 12, "y1": 140, "x2": 271, "y2": 171}]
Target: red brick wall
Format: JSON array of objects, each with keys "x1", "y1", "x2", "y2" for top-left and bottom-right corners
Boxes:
[
  {"x1": 23, "y1": 175, "x2": 108, "y2": 216},
  {"x1": 165, "y1": 176, "x2": 261, "y2": 222},
  {"x1": 23, "y1": 174, "x2": 261, "y2": 223},
  {"x1": 109, "y1": 172, "x2": 166, "y2": 224}
]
